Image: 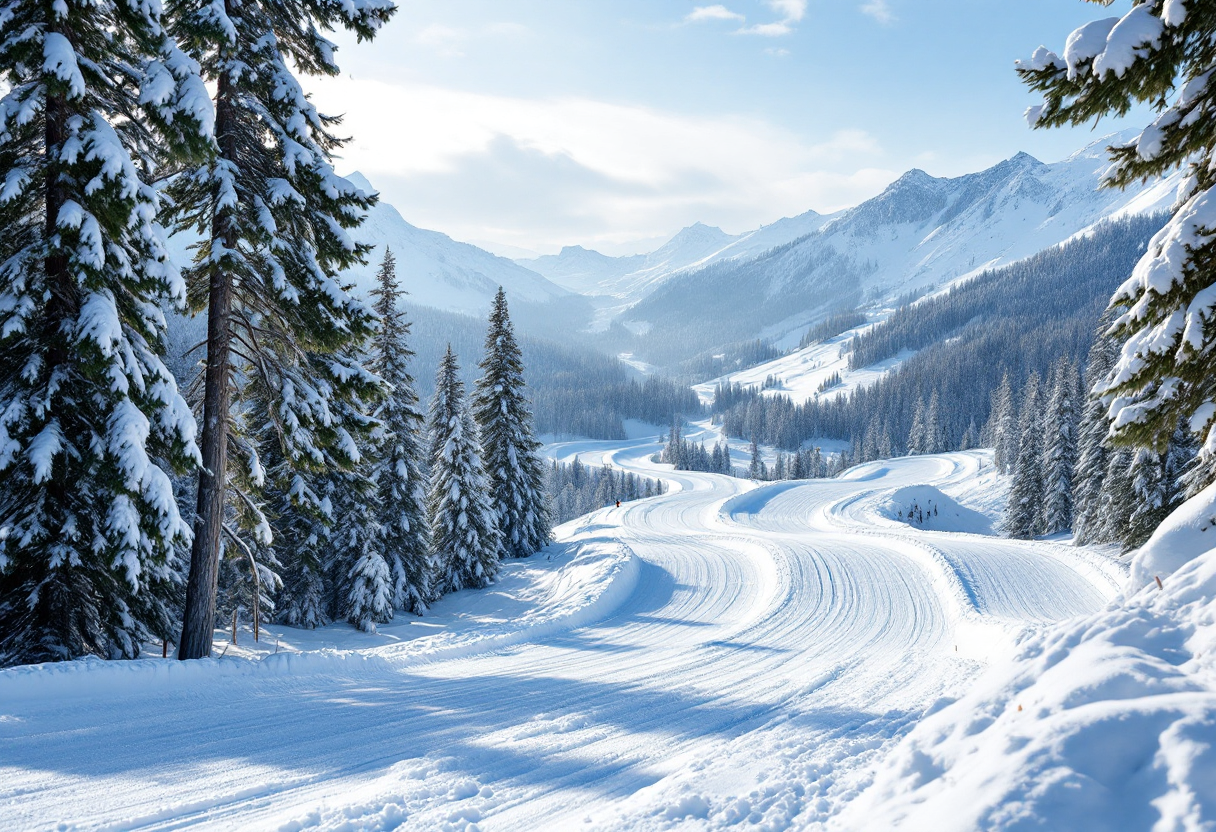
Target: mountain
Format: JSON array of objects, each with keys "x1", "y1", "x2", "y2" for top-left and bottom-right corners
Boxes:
[
  {"x1": 340, "y1": 172, "x2": 577, "y2": 320},
  {"x1": 618, "y1": 131, "x2": 1178, "y2": 366},
  {"x1": 521, "y1": 215, "x2": 835, "y2": 307}
]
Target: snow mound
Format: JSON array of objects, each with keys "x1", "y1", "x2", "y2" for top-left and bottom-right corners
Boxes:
[
  {"x1": 1129, "y1": 480, "x2": 1216, "y2": 594},
  {"x1": 877, "y1": 485, "x2": 994, "y2": 534},
  {"x1": 836, "y1": 489, "x2": 1216, "y2": 832}
]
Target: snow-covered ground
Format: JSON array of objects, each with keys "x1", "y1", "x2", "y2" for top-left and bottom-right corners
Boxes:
[
  {"x1": 691, "y1": 316, "x2": 910, "y2": 408},
  {"x1": 7, "y1": 443, "x2": 1211, "y2": 831}
]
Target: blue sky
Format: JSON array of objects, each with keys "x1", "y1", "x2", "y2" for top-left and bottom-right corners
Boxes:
[{"x1": 309, "y1": 0, "x2": 1149, "y2": 256}]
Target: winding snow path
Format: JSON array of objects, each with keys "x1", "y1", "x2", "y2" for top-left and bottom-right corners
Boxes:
[{"x1": 0, "y1": 440, "x2": 1121, "y2": 831}]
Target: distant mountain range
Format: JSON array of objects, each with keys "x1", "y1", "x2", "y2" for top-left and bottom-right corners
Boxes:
[{"x1": 335, "y1": 131, "x2": 1175, "y2": 364}]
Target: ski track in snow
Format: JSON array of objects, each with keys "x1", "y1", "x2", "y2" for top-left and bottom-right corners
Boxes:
[{"x1": 0, "y1": 440, "x2": 1123, "y2": 831}]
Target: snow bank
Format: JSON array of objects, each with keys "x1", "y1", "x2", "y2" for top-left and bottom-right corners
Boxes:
[
  {"x1": 876, "y1": 485, "x2": 994, "y2": 535},
  {"x1": 836, "y1": 490, "x2": 1216, "y2": 832},
  {"x1": 0, "y1": 539, "x2": 638, "y2": 700},
  {"x1": 1129, "y1": 480, "x2": 1216, "y2": 594}
]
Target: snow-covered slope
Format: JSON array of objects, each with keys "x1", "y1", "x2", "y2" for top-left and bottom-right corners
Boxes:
[
  {"x1": 625, "y1": 132, "x2": 1179, "y2": 351},
  {"x1": 1, "y1": 444, "x2": 1129, "y2": 830},
  {"x1": 839, "y1": 481, "x2": 1216, "y2": 832},
  {"x1": 340, "y1": 172, "x2": 574, "y2": 318},
  {"x1": 521, "y1": 222, "x2": 739, "y2": 302}
]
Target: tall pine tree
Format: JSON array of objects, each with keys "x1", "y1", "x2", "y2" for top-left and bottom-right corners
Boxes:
[
  {"x1": 1042, "y1": 360, "x2": 1080, "y2": 535},
  {"x1": 1020, "y1": 1, "x2": 1216, "y2": 494},
  {"x1": 427, "y1": 347, "x2": 501, "y2": 594},
  {"x1": 369, "y1": 248, "x2": 433, "y2": 612},
  {"x1": 1073, "y1": 333, "x2": 1118, "y2": 545},
  {"x1": 167, "y1": 0, "x2": 394, "y2": 658},
  {"x1": 1003, "y1": 373, "x2": 1044, "y2": 539},
  {"x1": 0, "y1": 0, "x2": 211, "y2": 664},
  {"x1": 473, "y1": 289, "x2": 551, "y2": 558}
]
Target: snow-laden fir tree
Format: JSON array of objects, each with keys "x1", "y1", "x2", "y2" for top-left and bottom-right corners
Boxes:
[
  {"x1": 1126, "y1": 420, "x2": 1196, "y2": 550},
  {"x1": 333, "y1": 462, "x2": 392, "y2": 632},
  {"x1": 748, "y1": 438, "x2": 765, "y2": 479},
  {"x1": 1042, "y1": 360, "x2": 1080, "y2": 535},
  {"x1": 1019, "y1": 2, "x2": 1216, "y2": 493},
  {"x1": 0, "y1": 0, "x2": 212, "y2": 664},
  {"x1": 907, "y1": 397, "x2": 928, "y2": 455},
  {"x1": 988, "y1": 374, "x2": 1019, "y2": 474},
  {"x1": 1097, "y1": 447, "x2": 1136, "y2": 547},
  {"x1": 368, "y1": 248, "x2": 433, "y2": 612},
  {"x1": 925, "y1": 391, "x2": 944, "y2": 454},
  {"x1": 1003, "y1": 373, "x2": 1044, "y2": 539},
  {"x1": 1073, "y1": 333, "x2": 1118, "y2": 545},
  {"x1": 427, "y1": 347, "x2": 501, "y2": 594},
  {"x1": 473, "y1": 288, "x2": 551, "y2": 558},
  {"x1": 166, "y1": 0, "x2": 394, "y2": 659}
]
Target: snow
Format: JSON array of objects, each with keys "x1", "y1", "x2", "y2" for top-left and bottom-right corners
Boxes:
[
  {"x1": 876, "y1": 484, "x2": 994, "y2": 535},
  {"x1": 691, "y1": 315, "x2": 910, "y2": 407},
  {"x1": 0, "y1": 442, "x2": 1145, "y2": 830},
  {"x1": 1129, "y1": 480, "x2": 1216, "y2": 594},
  {"x1": 338, "y1": 172, "x2": 572, "y2": 317},
  {"x1": 838, "y1": 482, "x2": 1216, "y2": 832}
]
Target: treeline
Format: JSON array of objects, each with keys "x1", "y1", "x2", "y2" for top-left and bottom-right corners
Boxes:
[
  {"x1": 658, "y1": 419, "x2": 843, "y2": 481},
  {"x1": 996, "y1": 336, "x2": 1197, "y2": 549},
  {"x1": 545, "y1": 460, "x2": 666, "y2": 526},
  {"x1": 713, "y1": 215, "x2": 1166, "y2": 458},
  {"x1": 800, "y1": 310, "x2": 868, "y2": 349},
  {"x1": 680, "y1": 339, "x2": 785, "y2": 382}
]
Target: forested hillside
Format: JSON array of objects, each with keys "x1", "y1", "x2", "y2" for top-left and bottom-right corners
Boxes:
[{"x1": 715, "y1": 214, "x2": 1166, "y2": 454}]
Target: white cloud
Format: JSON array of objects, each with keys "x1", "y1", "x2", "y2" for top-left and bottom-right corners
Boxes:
[
  {"x1": 765, "y1": 47, "x2": 791, "y2": 57},
  {"x1": 766, "y1": 0, "x2": 807, "y2": 23},
  {"x1": 307, "y1": 76, "x2": 892, "y2": 250},
  {"x1": 737, "y1": 0, "x2": 807, "y2": 36},
  {"x1": 686, "y1": 5, "x2": 745, "y2": 23},
  {"x1": 860, "y1": 0, "x2": 895, "y2": 24}
]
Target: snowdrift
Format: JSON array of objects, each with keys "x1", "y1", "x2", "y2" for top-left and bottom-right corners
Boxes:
[
  {"x1": 1129, "y1": 480, "x2": 1216, "y2": 594},
  {"x1": 835, "y1": 487, "x2": 1216, "y2": 832},
  {"x1": 876, "y1": 485, "x2": 993, "y2": 535},
  {"x1": 0, "y1": 537, "x2": 638, "y2": 701}
]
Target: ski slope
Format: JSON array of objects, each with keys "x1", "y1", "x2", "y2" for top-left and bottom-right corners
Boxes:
[{"x1": 0, "y1": 444, "x2": 1122, "y2": 831}]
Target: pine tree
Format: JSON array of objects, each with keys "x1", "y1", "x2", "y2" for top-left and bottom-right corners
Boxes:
[
  {"x1": 748, "y1": 437, "x2": 764, "y2": 479},
  {"x1": 0, "y1": 0, "x2": 211, "y2": 664},
  {"x1": 1126, "y1": 420, "x2": 1196, "y2": 550},
  {"x1": 167, "y1": 0, "x2": 394, "y2": 659},
  {"x1": 1042, "y1": 361, "x2": 1080, "y2": 535},
  {"x1": 1097, "y1": 448, "x2": 1136, "y2": 547},
  {"x1": 988, "y1": 374, "x2": 1018, "y2": 474},
  {"x1": 1020, "y1": 3, "x2": 1216, "y2": 490},
  {"x1": 925, "y1": 390, "x2": 944, "y2": 454},
  {"x1": 1003, "y1": 373, "x2": 1044, "y2": 539},
  {"x1": 473, "y1": 288, "x2": 550, "y2": 558},
  {"x1": 1073, "y1": 333, "x2": 1117, "y2": 545},
  {"x1": 907, "y1": 397, "x2": 927, "y2": 455},
  {"x1": 368, "y1": 248, "x2": 432, "y2": 612},
  {"x1": 335, "y1": 466, "x2": 391, "y2": 632},
  {"x1": 427, "y1": 347, "x2": 501, "y2": 594}
]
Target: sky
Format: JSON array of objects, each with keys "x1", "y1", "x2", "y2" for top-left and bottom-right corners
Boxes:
[{"x1": 307, "y1": 0, "x2": 1151, "y2": 257}]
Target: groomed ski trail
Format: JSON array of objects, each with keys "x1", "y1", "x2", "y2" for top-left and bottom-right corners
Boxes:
[{"x1": 0, "y1": 441, "x2": 1121, "y2": 831}]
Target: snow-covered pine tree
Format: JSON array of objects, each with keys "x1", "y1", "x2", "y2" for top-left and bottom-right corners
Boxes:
[
  {"x1": 0, "y1": 1, "x2": 212, "y2": 664},
  {"x1": 167, "y1": 0, "x2": 393, "y2": 659},
  {"x1": 473, "y1": 288, "x2": 551, "y2": 558},
  {"x1": 925, "y1": 391, "x2": 944, "y2": 454},
  {"x1": 1126, "y1": 419, "x2": 1196, "y2": 550},
  {"x1": 988, "y1": 374, "x2": 1018, "y2": 474},
  {"x1": 1097, "y1": 448, "x2": 1136, "y2": 547},
  {"x1": 1073, "y1": 333, "x2": 1118, "y2": 545},
  {"x1": 1042, "y1": 360, "x2": 1080, "y2": 535},
  {"x1": 748, "y1": 438, "x2": 764, "y2": 479},
  {"x1": 1003, "y1": 373, "x2": 1045, "y2": 539},
  {"x1": 427, "y1": 346, "x2": 501, "y2": 594},
  {"x1": 1020, "y1": 3, "x2": 1216, "y2": 493},
  {"x1": 907, "y1": 397, "x2": 928, "y2": 455},
  {"x1": 334, "y1": 464, "x2": 391, "y2": 632},
  {"x1": 368, "y1": 248, "x2": 432, "y2": 612}
]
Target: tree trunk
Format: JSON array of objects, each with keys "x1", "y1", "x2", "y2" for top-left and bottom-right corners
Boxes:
[{"x1": 178, "y1": 68, "x2": 237, "y2": 660}]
